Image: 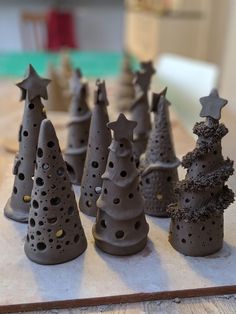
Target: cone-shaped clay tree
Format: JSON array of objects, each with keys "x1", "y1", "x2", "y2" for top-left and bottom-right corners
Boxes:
[
  {"x1": 116, "y1": 53, "x2": 135, "y2": 111},
  {"x1": 168, "y1": 89, "x2": 234, "y2": 256},
  {"x1": 140, "y1": 89, "x2": 180, "y2": 217},
  {"x1": 79, "y1": 80, "x2": 111, "y2": 217},
  {"x1": 4, "y1": 65, "x2": 50, "y2": 223},
  {"x1": 24, "y1": 119, "x2": 87, "y2": 265},
  {"x1": 130, "y1": 61, "x2": 155, "y2": 163},
  {"x1": 64, "y1": 69, "x2": 91, "y2": 185},
  {"x1": 93, "y1": 113, "x2": 149, "y2": 256}
]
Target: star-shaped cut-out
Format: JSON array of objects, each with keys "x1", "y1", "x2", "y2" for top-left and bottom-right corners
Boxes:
[
  {"x1": 199, "y1": 89, "x2": 228, "y2": 120},
  {"x1": 107, "y1": 113, "x2": 137, "y2": 141},
  {"x1": 16, "y1": 64, "x2": 51, "y2": 101},
  {"x1": 94, "y1": 79, "x2": 108, "y2": 106},
  {"x1": 151, "y1": 87, "x2": 170, "y2": 112}
]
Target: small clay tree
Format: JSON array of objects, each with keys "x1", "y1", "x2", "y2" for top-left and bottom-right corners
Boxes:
[
  {"x1": 24, "y1": 119, "x2": 87, "y2": 265},
  {"x1": 116, "y1": 53, "x2": 135, "y2": 111},
  {"x1": 79, "y1": 80, "x2": 111, "y2": 217},
  {"x1": 93, "y1": 113, "x2": 149, "y2": 256},
  {"x1": 4, "y1": 65, "x2": 50, "y2": 223},
  {"x1": 64, "y1": 69, "x2": 91, "y2": 185},
  {"x1": 168, "y1": 89, "x2": 234, "y2": 256},
  {"x1": 140, "y1": 89, "x2": 180, "y2": 217},
  {"x1": 130, "y1": 61, "x2": 155, "y2": 163}
]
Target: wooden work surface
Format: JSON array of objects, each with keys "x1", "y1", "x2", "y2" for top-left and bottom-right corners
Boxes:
[{"x1": 0, "y1": 80, "x2": 236, "y2": 314}]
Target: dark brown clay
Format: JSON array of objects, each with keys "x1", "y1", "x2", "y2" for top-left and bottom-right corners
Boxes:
[
  {"x1": 4, "y1": 65, "x2": 49, "y2": 223},
  {"x1": 168, "y1": 89, "x2": 234, "y2": 256},
  {"x1": 93, "y1": 113, "x2": 149, "y2": 256},
  {"x1": 64, "y1": 69, "x2": 91, "y2": 185},
  {"x1": 79, "y1": 80, "x2": 111, "y2": 217},
  {"x1": 169, "y1": 215, "x2": 223, "y2": 256},
  {"x1": 140, "y1": 91, "x2": 180, "y2": 217},
  {"x1": 24, "y1": 119, "x2": 87, "y2": 265}
]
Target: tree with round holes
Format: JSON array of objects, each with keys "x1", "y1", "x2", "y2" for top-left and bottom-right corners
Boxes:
[
  {"x1": 64, "y1": 69, "x2": 91, "y2": 185},
  {"x1": 93, "y1": 113, "x2": 149, "y2": 256},
  {"x1": 24, "y1": 119, "x2": 87, "y2": 265},
  {"x1": 4, "y1": 65, "x2": 50, "y2": 223},
  {"x1": 130, "y1": 61, "x2": 155, "y2": 164},
  {"x1": 79, "y1": 80, "x2": 111, "y2": 217},
  {"x1": 140, "y1": 89, "x2": 180, "y2": 217},
  {"x1": 168, "y1": 89, "x2": 234, "y2": 256}
]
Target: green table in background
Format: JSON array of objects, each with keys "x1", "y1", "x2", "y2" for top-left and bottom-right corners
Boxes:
[{"x1": 0, "y1": 51, "x2": 137, "y2": 78}]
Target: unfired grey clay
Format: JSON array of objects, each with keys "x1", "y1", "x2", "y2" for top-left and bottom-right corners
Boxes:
[
  {"x1": 4, "y1": 65, "x2": 50, "y2": 223},
  {"x1": 24, "y1": 119, "x2": 87, "y2": 265},
  {"x1": 168, "y1": 89, "x2": 234, "y2": 256},
  {"x1": 79, "y1": 80, "x2": 111, "y2": 217},
  {"x1": 93, "y1": 113, "x2": 149, "y2": 256},
  {"x1": 64, "y1": 69, "x2": 91, "y2": 185},
  {"x1": 140, "y1": 91, "x2": 180, "y2": 217}
]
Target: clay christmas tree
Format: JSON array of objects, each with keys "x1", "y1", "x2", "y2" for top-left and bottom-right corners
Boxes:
[
  {"x1": 25, "y1": 119, "x2": 87, "y2": 265},
  {"x1": 93, "y1": 113, "x2": 149, "y2": 256},
  {"x1": 4, "y1": 65, "x2": 50, "y2": 223},
  {"x1": 140, "y1": 89, "x2": 180, "y2": 217},
  {"x1": 116, "y1": 53, "x2": 135, "y2": 111},
  {"x1": 79, "y1": 80, "x2": 111, "y2": 217},
  {"x1": 130, "y1": 61, "x2": 155, "y2": 163},
  {"x1": 168, "y1": 89, "x2": 234, "y2": 256},
  {"x1": 64, "y1": 69, "x2": 91, "y2": 185}
]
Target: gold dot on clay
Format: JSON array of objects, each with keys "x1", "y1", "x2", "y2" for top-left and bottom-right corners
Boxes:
[
  {"x1": 23, "y1": 195, "x2": 31, "y2": 203},
  {"x1": 157, "y1": 194, "x2": 163, "y2": 200}
]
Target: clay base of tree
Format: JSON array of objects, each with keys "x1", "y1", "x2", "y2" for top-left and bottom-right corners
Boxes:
[
  {"x1": 169, "y1": 215, "x2": 223, "y2": 256},
  {"x1": 24, "y1": 236, "x2": 87, "y2": 265},
  {"x1": 64, "y1": 151, "x2": 86, "y2": 185},
  {"x1": 4, "y1": 197, "x2": 28, "y2": 223}
]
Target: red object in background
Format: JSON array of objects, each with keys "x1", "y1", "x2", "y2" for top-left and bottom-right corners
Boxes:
[{"x1": 46, "y1": 10, "x2": 77, "y2": 51}]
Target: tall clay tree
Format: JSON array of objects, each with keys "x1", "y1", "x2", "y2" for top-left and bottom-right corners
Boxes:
[
  {"x1": 130, "y1": 61, "x2": 155, "y2": 163},
  {"x1": 168, "y1": 89, "x2": 234, "y2": 257},
  {"x1": 64, "y1": 69, "x2": 91, "y2": 185},
  {"x1": 93, "y1": 113, "x2": 149, "y2": 256},
  {"x1": 79, "y1": 80, "x2": 111, "y2": 217},
  {"x1": 4, "y1": 65, "x2": 50, "y2": 223},
  {"x1": 140, "y1": 89, "x2": 180, "y2": 217}
]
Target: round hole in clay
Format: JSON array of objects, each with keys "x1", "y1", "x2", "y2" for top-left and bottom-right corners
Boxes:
[
  {"x1": 120, "y1": 143, "x2": 124, "y2": 148},
  {"x1": 185, "y1": 198, "x2": 190, "y2": 203},
  {"x1": 42, "y1": 163, "x2": 49, "y2": 170},
  {"x1": 68, "y1": 206, "x2": 74, "y2": 215},
  {"x1": 13, "y1": 186, "x2": 17, "y2": 194},
  {"x1": 201, "y1": 226, "x2": 205, "y2": 231},
  {"x1": 41, "y1": 191, "x2": 47, "y2": 196},
  {"x1": 39, "y1": 221, "x2": 44, "y2": 226},
  {"x1": 177, "y1": 225, "x2": 180, "y2": 230},
  {"x1": 115, "y1": 230, "x2": 124, "y2": 239},
  {"x1": 66, "y1": 241, "x2": 70, "y2": 245},
  {"x1": 36, "y1": 177, "x2": 44, "y2": 186},
  {"x1": 104, "y1": 188, "x2": 108, "y2": 194},
  {"x1": 181, "y1": 238, "x2": 186, "y2": 243},
  {"x1": 56, "y1": 229, "x2": 65, "y2": 238},
  {"x1": 47, "y1": 217, "x2": 57, "y2": 224},
  {"x1": 50, "y1": 197, "x2": 61, "y2": 206},
  {"x1": 57, "y1": 167, "x2": 64, "y2": 176},
  {"x1": 120, "y1": 171, "x2": 127, "y2": 177},
  {"x1": 31, "y1": 235, "x2": 34, "y2": 240},
  {"x1": 23, "y1": 130, "x2": 28, "y2": 137},
  {"x1": 134, "y1": 221, "x2": 141, "y2": 230},
  {"x1": 91, "y1": 161, "x2": 99, "y2": 168},
  {"x1": 109, "y1": 161, "x2": 114, "y2": 168},
  {"x1": 37, "y1": 148, "x2": 43, "y2": 158},
  {"x1": 47, "y1": 141, "x2": 55, "y2": 148},
  {"x1": 202, "y1": 165, "x2": 206, "y2": 168},
  {"x1": 188, "y1": 233, "x2": 192, "y2": 237},
  {"x1": 32, "y1": 200, "x2": 39, "y2": 209},
  {"x1": 145, "y1": 178, "x2": 150, "y2": 184},
  {"x1": 28, "y1": 103, "x2": 34, "y2": 109},
  {"x1": 74, "y1": 234, "x2": 80, "y2": 243},
  {"x1": 43, "y1": 207, "x2": 48, "y2": 211},
  {"x1": 128, "y1": 193, "x2": 134, "y2": 199},
  {"x1": 167, "y1": 176, "x2": 172, "y2": 182},
  {"x1": 86, "y1": 200, "x2": 92, "y2": 207},
  {"x1": 30, "y1": 218, "x2": 35, "y2": 227},
  {"x1": 100, "y1": 220, "x2": 107, "y2": 228},
  {"x1": 18, "y1": 173, "x2": 25, "y2": 180},
  {"x1": 36, "y1": 231, "x2": 41, "y2": 235},
  {"x1": 113, "y1": 198, "x2": 120, "y2": 204},
  {"x1": 56, "y1": 245, "x2": 61, "y2": 250},
  {"x1": 49, "y1": 239, "x2": 53, "y2": 243}
]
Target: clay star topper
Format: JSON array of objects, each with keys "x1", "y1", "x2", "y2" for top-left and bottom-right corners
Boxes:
[
  {"x1": 200, "y1": 89, "x2": 228, "y2": 120},
  {"x1": 94, "y1": 79, "x2": 108, "y2": 106},
  {"x1": 16, "y1": 64, "x2": 50, "y2": 101},
  {"x1": 108, "y1": 113, "x2": 137, "y2": 141},
  {"x1": 70, "y1": 68, "x2": 87, "y2": 95},
  {"x1": 134, "y1": 61, "x2": 155, "y2": 92},
  {"x1": 140, "y1": 61, "x2": 156, "y2": 76},
  {"x1": 151, "y1": 87, "x2": 170, "y2": 112}
]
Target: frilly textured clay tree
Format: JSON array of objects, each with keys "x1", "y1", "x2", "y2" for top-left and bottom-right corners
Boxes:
[
  {"x1": 130, "y1": 61, "x2": 155, "y2": 163},
  {"x1": 24, "y1": 119, "x2": 87, "y2": 265},
  {"x1": 168, "y1": 89, "x2": 234, "y2": 256},
  {"x1": 140, "y1": 89, "x2": 180, "y2": 217},
  {"x1": 4, "y1": 65, "x2": 50, "y2": 223},
  {"x1": 79, "y1": 80, "x2": 111, "y2": 217},
  {"x1": 64, "y1": 69, "x2": 91, "y2": 185},
  {"x1": 93, "y1": 113, "x2": 149, "y2": 256}
]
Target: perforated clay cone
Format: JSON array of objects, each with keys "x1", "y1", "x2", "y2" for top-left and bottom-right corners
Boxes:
[
  {"x1": 168, "y1": 89, "x2": 234, "y2": 256},
  {"x1": 64, "y1": 69, "x2": 91, "y2": 185},
  {"x1": 140, "y1": 91, "x2": 180, "y2": 217},
  {"x1": 79, "y1": 80, "x2": 111, "y2": 217},
  {"x1": 4, "y1": 65, "x2": 49, "y2": 223},
  {"x1": 93, "y1": 113, "x2": 149, "y2": 256},
  {"x1": 24, "y1": 119, "x2": 87, "y2": 265}
]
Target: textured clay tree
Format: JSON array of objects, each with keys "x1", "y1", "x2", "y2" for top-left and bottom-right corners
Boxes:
[
  {"x1": 4, "y1": 65, "x2": 50, "y2": 223},
  {"x1": 79, "y1": 80, "x2": 111, "y2": 217},
  {"x1": 140, "y1": 89, "x2": 180, "y2": 217},
  {"x1": 116, "y1": 53, "x2": 135, "y2": 111},
  {"x1": 130, "y1": 61, "x2": 155, "y2": 163},
  {"x1": 168, "y1": 89, "x2": 234, "y2": 256},
  {"x1": 64, "y1": 69, "x2": 91, "y2": 185},
  {"x1": 25, "y1": 119, "x2": 87, "y2": 265},
  {"x1": 93, "y1": 113, "x2": 149, "y2": 256}
]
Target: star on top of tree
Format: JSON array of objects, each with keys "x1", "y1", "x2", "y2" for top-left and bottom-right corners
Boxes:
[
  {"x1": 133, "y1": 61, "x2": 155, "y2": 92},
  {"x1": 140, "y1": 61, "x2": 156, "y2": 76},
  {"x1": 151, "y1": 87, "x2": 170, "y2": 112},
  {"x1": 199, "y1": 89, "x2": 228, "y2": 120},
  {"x1": 70, "y1": 68, "x2": 85, "y2": 95},
  {"x1": 16, "y1": 64, "x2": 51, "y2": 101},
  {"x1": 107, "y1": 113, "x2": 137, "y2": 141},
  {"x1": 95, "y1": 79, "x2": 108, "y2": 106}
]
